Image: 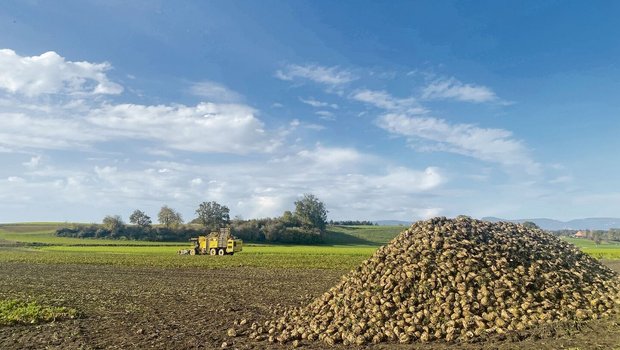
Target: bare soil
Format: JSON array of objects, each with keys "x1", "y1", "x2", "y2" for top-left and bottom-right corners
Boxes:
[{"x1": 0, "y1": 262, "x2": 618, "y2": 349}]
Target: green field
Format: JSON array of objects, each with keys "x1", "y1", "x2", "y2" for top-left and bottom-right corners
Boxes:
[
  {"x1": 324, "y1": 225, "x2": 404, "y2": 245},
  {"x1": 563, "y1": 236, "x2": 620, "y2": 259},
  {"x1": 0, "y1": 223, "x2": 391, "y2": 270},
  {"x1": 0, "y1": 223, "x2": 185, "y2": 246},
  {"x1": 2, "y1": 223, "x2": 620, "y2": 270}
]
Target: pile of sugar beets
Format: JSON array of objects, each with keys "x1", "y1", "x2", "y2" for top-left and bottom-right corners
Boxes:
[{"x1": 232, "y1": 217, "x2": 620, "y2": 346}]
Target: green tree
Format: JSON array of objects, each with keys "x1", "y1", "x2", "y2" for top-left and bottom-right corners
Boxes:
[
  {"x1": 294, "y1": 193, "x2": 328, "y2": 232},
  {"x1": 280, "y1": 210, "x2": 299, "y2": 227},
  {"x1": 607, "y1": 228, "x2": 620, "y2": 242},
  {"x1": 263, "y1": 220, "x2": 285, "y2": 242},
  {"x1": 129, "y1": 209, "x2": 152, "y2": 228},
  {"x1": 593, "y1": 231, "x2": 603, "y2": 245},
  {"x1": 102, "y1": 215, "x2": 124, "y2": 234},
  {"x1": 158, "y1": 205, "x2": 183, "y2": 228},
  {"x1": 195, "y1": 201, "x2": 230, "y2": 231},
  {"x1": 522, "y1": 221, "x2": 539, "y2": 229}
]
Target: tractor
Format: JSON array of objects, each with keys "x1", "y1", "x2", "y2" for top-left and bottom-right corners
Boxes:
[{"x1": 182, "y1": 227, "x2": 243, "y2": 256}]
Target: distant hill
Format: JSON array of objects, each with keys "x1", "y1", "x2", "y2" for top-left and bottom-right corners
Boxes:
[{"x1": 482, "y1": 217, "x2": 620, "y2": 231}]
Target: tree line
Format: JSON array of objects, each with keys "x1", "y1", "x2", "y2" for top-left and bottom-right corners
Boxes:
[
  {"x1": 329, "y1": 220, "x2": 377, "y2": 226},
  {"x1": 56, "y1": 194, "x2": 329, "y2": 244}
]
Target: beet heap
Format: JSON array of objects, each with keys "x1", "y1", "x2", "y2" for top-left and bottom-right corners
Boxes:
[{"x1": 241, "y1": 217, "x2": 620, "y2": 346}]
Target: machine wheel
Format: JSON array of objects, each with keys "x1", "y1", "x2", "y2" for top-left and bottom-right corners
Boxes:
[
  {"x1": 218, "y1": 249, "x2": 225, "y2": 256},
  {"x1": 209, "y1": 248, "x2": 217, "y2": 255}
]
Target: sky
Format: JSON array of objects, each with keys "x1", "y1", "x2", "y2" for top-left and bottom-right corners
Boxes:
[{"x1": 1, "y1": 0, "x2": 619, "y2": 223}]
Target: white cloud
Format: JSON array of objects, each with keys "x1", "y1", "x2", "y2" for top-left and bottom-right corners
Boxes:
[
  {"x1": 377, "y1": 113, "x2": 539, "y2": 173},
  {"x1": 315, "y1": 110, "x2": 335, "y2": 120},
  {"x1": 87, "y1": 102, "x2": 278, "y2": 154},
  {"x1": 94, "y1": 165, "x2": 117, "y2": 177},
  {"x1": 411, "y1": 207, "x2": 443, "y2": 219},
  {"x1": 0, "y1": 49, "x2": 123, "y2": 96},
  {"x1": 160, "y1": 145, "x2": 443, "y2": 219},
  {"x1": 367, "y1": 166, "x2": 443, "y2": 192},
  {"x1": 0, "y1": 143, "x2": 446, "y2": 221},
  {"x1": 311, "y1": 167, "x2": 444, "y2": 221},
  {"x1": 0, "y1": 112, "x2": 105, "y2": 150},
  {"x1": 0, "y1": 99, "x2": 280, "y2": 154},
  {"x1": 549, "y1": 175, "x2": 573, "y2": 185},
  {"x1": 304, "y1": 124, "x2": 325, "y2": 131},
  {"x1": 285, "y1": 119, "x2": 325, "y2": 132},
  {"x1": 295, "y1": 145, "x2": 363, "y2": 169},
  {"x1": 0, "y1": 49, "x2": 283, "y2": 155},
  {"x1": 299, "y1": 97, "x2": 338, "y2": 109},
  {"x1": 421, "y1": 77, "x2": 497, "y2": 103},
  {"x1": 189, "y1": 80, "x2": 243, "y2": 102},
  {"x1": 22, "y1": 155, "x2": 42, "y2": 168},
  {"x1": 7, "y1": 176, "x2": 25, "y2": 182},
  {"x1": 275, "y1": 64, "x2": 357, "y2": 85},
  {"x1": 351, "y1": 89, "x2": 428, "y2": 114},
  {"x1": 350, "y1": 89, "x2": 534, "y2": 172},
  {"x1": 89, "y1": 164, "x2": 192, "y2": 203},
  {"x1": 238, "y1": 194, "x2": 289, "y2": 219},
  {"x1": 144, "y1": 148, "x2": 174, "y2": 157}
]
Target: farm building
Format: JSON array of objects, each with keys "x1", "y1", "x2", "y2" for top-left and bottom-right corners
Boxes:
[{"x1": 574, "y1": 230, "x2": 587, "y2": 238}]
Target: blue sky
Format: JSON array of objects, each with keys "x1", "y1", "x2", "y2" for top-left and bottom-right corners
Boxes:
[{"x1": 1, "y1": 0, "x2": 619, "y2": 223}]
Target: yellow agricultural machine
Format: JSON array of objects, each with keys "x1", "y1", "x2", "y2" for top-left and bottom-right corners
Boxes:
[{"x1": 182, "y1": 228, "x2": 243, "y2": 256}]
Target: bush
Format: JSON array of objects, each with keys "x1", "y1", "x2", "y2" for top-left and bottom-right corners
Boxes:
[
  {"x1": 277, "y1": 227, "x2": 323, "y2": 244},
  {"x1": 263, "y1": 221, "x2": 286, "y2": 242},
  {"x1": 231, "y1": 220, "x2": 265, "y2": 242},
  {"x1": 54, "y1": 225, "x2": 205, "y2": 242},
  {"x1": 230, "y1": 217, "x2": 324, "y2": 244}
]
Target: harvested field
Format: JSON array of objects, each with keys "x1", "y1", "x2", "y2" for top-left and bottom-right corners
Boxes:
[
  {"x1": 1, "y1": 222, "x2": 619, "y2": 349},
  {"x1": 0, "y1": 262, "x2": 343, "y2": 349},
  {"x1": 246, "y1": 218, "x2": 620, "y2": 347},
  {"x1": 0, "y1": 262, "x2": 619, "y2": 349}
]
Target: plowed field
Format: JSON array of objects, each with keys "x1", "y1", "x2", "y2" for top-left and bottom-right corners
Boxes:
[{"x1": 1, "y1": 261, "x2": 619, "y2": 349}]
